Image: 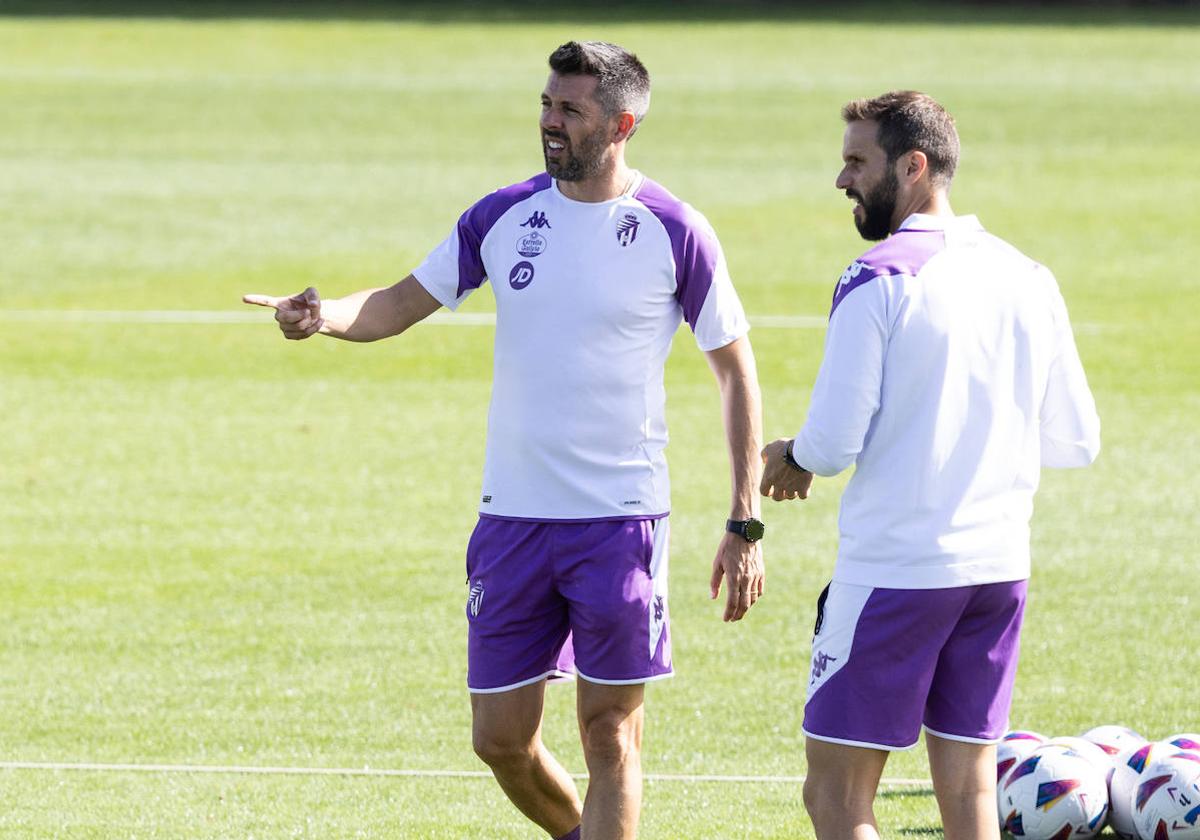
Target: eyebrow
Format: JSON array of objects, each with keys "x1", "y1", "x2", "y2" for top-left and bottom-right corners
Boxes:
[{"x1": 541, "y1": 93, "x2": 588, "y2": 111}]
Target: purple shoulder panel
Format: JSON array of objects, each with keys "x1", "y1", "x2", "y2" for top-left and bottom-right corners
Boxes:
[
  {"x1": 830, "y1": 229, "x2": 946, "y2": 317},
  {"x1": 635, "y1": 177, "x2": 719, "y2": 328},
  {"x1": 456, "y1": 173, "x2": 552, "y2": 298}
]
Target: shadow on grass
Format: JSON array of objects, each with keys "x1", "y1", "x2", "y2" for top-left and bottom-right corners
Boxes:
[{"x1": 0, "y1": 0, "x2": 1197, "y2": 27}]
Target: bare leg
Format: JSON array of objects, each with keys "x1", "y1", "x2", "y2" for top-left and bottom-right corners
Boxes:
[
  {"x1": 576, "y1": 680, "x2": 645, "y2": 840},
  {"x1": 926, "y1": 732, "x2": 1001, "y2": 840},
  {"x1": 472, "y1": 681, "x2": 582, "y2": 837},
  {"x1": 803, "y1": 736, "x2": 890, "y2": 840}
]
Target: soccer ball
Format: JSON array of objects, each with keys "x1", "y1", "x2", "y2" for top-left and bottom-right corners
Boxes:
[
  {"x1": 1044, "y1": 735, "x2": 1120, "y2": 769},
  {"x1": 1082, "y1": 725, "x2": 1147, "y2": 761},
  {"x1": 998, "y1": 744, "x2": 1109, "y2": 839},
  {"x1": 1129, "y1": 749, "x2": 1200, "y2": 840},
  {"x1": 1164, "y1": 734, "x2": 1200, "y2": 754},
  {"x1": 999, "y1": 730, "x2": 1049, "y2": 783},
  {"x1": 1111, "y1": 742, "x2": 1176, "y2": 839}
]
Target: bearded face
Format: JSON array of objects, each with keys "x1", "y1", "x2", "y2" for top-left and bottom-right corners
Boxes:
[
  {"x1": 847, "y1": 167, "x2": 900, "y2": 242},
  {"x1": 542, "y1": 119, "x2": 611, "y2": 182}
]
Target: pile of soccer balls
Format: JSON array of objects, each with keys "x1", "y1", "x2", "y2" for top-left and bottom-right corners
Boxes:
[{"x1": 997, "y1": 726, "x2": 1200, "y2": 839}]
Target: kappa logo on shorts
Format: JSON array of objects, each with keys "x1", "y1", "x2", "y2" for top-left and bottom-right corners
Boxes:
[
  {"x1": 810, "y1": 650, "x2": 838, "y2": 684},
  {"x1": 467, "y1": 580, "x2": 485, "y2": 617}
]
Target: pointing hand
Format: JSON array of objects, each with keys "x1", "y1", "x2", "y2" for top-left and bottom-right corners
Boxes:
[{"x1": 242, "y1": 287, "x2": 324, "y2": 340}]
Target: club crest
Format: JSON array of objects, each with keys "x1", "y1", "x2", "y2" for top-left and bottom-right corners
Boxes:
[
  {"x1": 616, "y1": 213, "x2": 640, "y2": 247},
  {"x1": 467, "y1": 580, "x2": 485, "y2": 617}
]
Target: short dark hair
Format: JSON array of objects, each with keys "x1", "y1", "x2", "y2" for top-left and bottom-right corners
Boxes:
[
  {"x1": 842, "y1": 91, "x2": 959, "y2": 187},
  {"x1": 548, "y1": 41, "x2": 651, "y2": 131}
]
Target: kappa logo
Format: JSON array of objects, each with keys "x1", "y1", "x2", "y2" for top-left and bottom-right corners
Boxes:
[
  {"x1": 520, "y1": 211, "x2": 552, "y2": 229},
  {"x1": 467, "y1": 580, "x2": 485, "y2": 617},
  {"x1": 616, "y1": 213, "x2": 640, "y2": 247},
  {"x1": 810, "y1": 650, "x2": 838, "y2": 683},
  {"x1": 837, "y1": 261, "x2": 867, "y2": 288},
  {"x1": 653, "y1": 595, "x2": 665, "y2": 623},
  {"x1": 517, "y1": 231, "x2": 547, "y2": 258},
  {"x1": 509, "y1": 261, "x2": 535, "y2": 290}
]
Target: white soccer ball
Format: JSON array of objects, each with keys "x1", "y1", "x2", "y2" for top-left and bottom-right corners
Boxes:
[
  {"x1": 1044, "y1": 735, "x2": 1119, "y2": 771},
  {"x1": 1164, "y1": 734, "x2": 1200, "y2": 755},
  {"x1": 1082, "y1": 725, "x2": 1148, "y2": 762},
  {"x1": 999, "y1": 730, "x2": 1049, "y2": 784},
  {"x1": 998, "y1": 743, "x2": 1110, "y2": 840},
  {"x1": 1111, "y1": 742, "x2": 1176, "y2": 839},
  {"x1": 1129, "y1": 750, "x2": 1200, "y2": 840}
]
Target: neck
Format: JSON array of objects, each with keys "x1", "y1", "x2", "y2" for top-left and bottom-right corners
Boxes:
[
  {"x1": 557, "y1": 159, "x2": 634, "y2": 203},
  {"x1": 891, "y1": 188, "x2": 953, "y2": 232}
]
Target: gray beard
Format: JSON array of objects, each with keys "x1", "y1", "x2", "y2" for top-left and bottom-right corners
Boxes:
[{"x1": 544, "y1": 129, "x2": 609, "y2": 182}]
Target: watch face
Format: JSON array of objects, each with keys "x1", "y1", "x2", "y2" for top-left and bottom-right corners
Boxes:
[{"x1": 744, "y1": 519, "x2": 765, "y2": 541}]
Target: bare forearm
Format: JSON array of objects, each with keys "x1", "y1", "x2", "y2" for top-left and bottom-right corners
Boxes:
[
  {"x1": 722, "y1": 373, "x2": 763, "y2": 519},
  {"x1": 320, "y1": 275, "x2": 441, "y2": 342},
  {"x1": 707, "y1": 336, "x2": 763, "y2": 520}
]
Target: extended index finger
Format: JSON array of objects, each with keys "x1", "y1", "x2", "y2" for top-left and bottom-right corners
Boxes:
[{"x1": 242, "y1": 293, "x2": 284, "y2": 309}]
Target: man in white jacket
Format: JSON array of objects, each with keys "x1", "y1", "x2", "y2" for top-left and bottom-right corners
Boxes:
[{"x1": 760, "y1": 90, "x2": 1100, "y2": 840}]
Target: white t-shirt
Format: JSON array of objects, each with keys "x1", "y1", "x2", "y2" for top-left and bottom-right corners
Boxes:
[
  {"x1": 413, "y1": 172, "x2": 749, "y2": 521},
  {"x1": 792, "y1": 214, "x2": 1100, "y2": 589}
]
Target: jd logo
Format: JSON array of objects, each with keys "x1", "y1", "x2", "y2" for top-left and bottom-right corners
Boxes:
[
  {"x1": 520, "y1": 211, "x2": 552, "y2": 229},
  {"x1": 509, "y1": 261, "x2": 535, "y2": 290}
]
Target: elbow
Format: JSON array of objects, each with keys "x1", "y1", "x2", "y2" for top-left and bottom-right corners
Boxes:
[{"x1": 1041, "y1": 433, "x2": 1100, "y2": 469}]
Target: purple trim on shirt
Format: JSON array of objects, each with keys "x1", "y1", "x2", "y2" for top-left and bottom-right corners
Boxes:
[
  {"x1": 479, "y1": 512, "x2": 669, "y2": 524},
  {"x1": 830, "y1": 229, "x2": 946, "y2": 318},
  {"x1": 634, "y1": 177, "x2": 721, "y2": 329},
  {"x1": 455, "y1": 173, "x2": 553, "y2": 299}
]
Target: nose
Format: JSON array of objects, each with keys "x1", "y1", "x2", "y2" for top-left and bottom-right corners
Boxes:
[
  {"x1": 541, "y1": 105, "x2": 563, "y2": 132},
  {"x1": 835, "y1": 168, "x2": 853, "y2": 191}
]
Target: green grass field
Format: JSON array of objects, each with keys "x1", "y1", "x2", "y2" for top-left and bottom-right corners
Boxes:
[{"x1": 1, "y1": 3, "x2": 1198, "y2": 837}]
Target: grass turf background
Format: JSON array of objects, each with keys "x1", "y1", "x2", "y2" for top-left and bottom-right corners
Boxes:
[{"x1": 1, "y1": 3, "x2": 1197, "y2": 837}]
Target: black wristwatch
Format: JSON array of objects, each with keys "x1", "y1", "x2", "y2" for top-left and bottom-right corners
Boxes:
[
  {"x1": 726, "y1": 517, "x2": 766, "y2": 543},
  {"x1": 784, "y1": 440, "x2": 811, "y2": 473}
]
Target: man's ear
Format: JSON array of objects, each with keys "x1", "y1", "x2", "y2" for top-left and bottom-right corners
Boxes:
[
  {"x1": 614, "y1": 112, "x2": 636, "y2": 142},
  {"x1": 901, "y1": 150, "x2": 929, "y2": 184}
]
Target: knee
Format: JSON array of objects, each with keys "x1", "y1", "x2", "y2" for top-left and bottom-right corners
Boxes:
[
  {"x1": 472, "y1": 727, "x2": 535, "y2": 771},
  {"x1": 803, "y1": 774, "x2": 873, "y2": 831},
  {"x1": 581, "y1": 708, "x2": 642, "y2": 768}
]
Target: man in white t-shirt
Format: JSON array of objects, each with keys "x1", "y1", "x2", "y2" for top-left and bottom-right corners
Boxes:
[
  {"x1": 245, "y1": 41, "x2": 764, "y2": 840},
  {"x1": 760, "y1": 91, "x2": 1100, "y2": 840}
]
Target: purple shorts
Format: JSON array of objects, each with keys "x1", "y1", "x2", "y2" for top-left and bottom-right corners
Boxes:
[
  {"x1": 464, "y1": 516, "x2": 673, "y2": 693},
  {"x1": 803, "y1": 579, "x2": 1027, "y2": 750}
]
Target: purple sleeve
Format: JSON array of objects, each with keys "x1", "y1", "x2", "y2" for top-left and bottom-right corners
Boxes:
[
  {"x1": 452, "y1": 173, "x2": 553, "y2": 299},
  {"x1": 635, "y1": 178, "x2": 722, "y2": 329},
  {"x1": 831, "y1": 230, "x2": 946, "y2": 317}
]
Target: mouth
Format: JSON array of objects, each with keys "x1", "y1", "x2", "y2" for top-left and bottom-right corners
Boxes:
[
  {"x1": 846, "y1": 191, "x2": 864, "y2": 215},
  {"x1": 543, "y1": 134, "x2": 567, "y2": 156}
]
